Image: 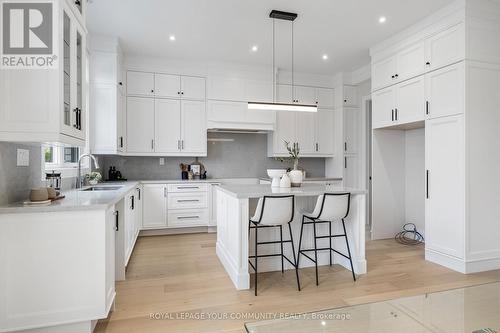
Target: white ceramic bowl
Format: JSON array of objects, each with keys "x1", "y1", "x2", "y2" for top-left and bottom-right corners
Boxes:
[{"x1": 267, "y1": 169, "x2": 287, "y2": 179}]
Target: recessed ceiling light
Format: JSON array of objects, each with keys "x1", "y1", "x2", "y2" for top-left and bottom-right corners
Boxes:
[
  {"x1": 169, "y1": 35, "x2": 176, "y2": 41},
  {"x1": 322, "y1": 54, "x2": 328, "y2": 60},
  {"x1": 251, "y1": 45, "x2": 258, "y2": 52},
  {"x1": 379, "y1": 16, "x2": 387, "y2": 23}
]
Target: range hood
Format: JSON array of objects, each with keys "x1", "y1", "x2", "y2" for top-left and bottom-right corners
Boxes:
[{"x1": 207, "y1": 100, "x2": 275, "y2": 132}]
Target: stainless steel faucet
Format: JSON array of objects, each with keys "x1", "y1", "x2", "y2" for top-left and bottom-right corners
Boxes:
[{"x1": 76, "y1": 153, "x2": 100, "y2": 188}]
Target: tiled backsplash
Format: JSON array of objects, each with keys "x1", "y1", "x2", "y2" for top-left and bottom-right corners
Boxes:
[{"x1": 98, "y1": 133, "x2": 326, "y2": 181}]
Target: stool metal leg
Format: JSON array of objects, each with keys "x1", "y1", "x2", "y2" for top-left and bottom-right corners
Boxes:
[
  {"x1": 297, "y1": 216, "x2": 305, "y2": 269},
  {"x1": 254, "y1": 224, "x2": 258, "y2": 295},
  {"x1": 279, "y1": 225, "x2": 284, "y2": 274},
  {"x1": 342, "y1": 219, "x2": 356, "y2": 282},
  {"x1": 313, "y1": 222, "x2": 319, "y2": 286},
  {"x1": 329, "y1": 221, "x2": 332, "y2": 266},
  {"x1": 288, "y1": 222, "x2": 301, "y2": 291}
]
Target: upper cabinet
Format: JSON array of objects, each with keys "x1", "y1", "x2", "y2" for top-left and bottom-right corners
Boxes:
[
  {"x1": 128, "y1": 72, "x2": 206, "y2": 100},
  {"x1": 0, "y1": 1, "x2": 87, "y2": 145},
  {"x1": 207, "y1": 76, "x2": 272, "y2": 102},
  {"x1": 125, "y1": 70, "x2": 207, "y2": 156},
  {"x1": 269, "y1": 85, "x2": 335, "y2": 157},
  {"x1": 342, "y1": 86, "x2": 358, "y2": 107},
  {"x1": 371, "y1": 23, "x2": 465, "y2": 92},
  {"x1": 90, "y1": 37, "x2": 125, "y2": 154},
  {"x1": 425, "y1": 23, "x2": 464, "y2": 72}
]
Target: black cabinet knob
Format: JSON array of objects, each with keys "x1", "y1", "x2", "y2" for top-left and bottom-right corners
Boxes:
[
  {"x1": 395, "y1": 74, "x2": 399, "y2": 78},
  {"x1": 426, "y1": 61, "x2": 431, "y2": 65},
  {"x1": 151, "y1": 89, "x2": 154, "y2": 93},
  {"x1": 391, "y1": 75, "x2": 395, "y2": 79},
  {"x1": 118, "y1": 82, "x2": 122, "y2": 86}
]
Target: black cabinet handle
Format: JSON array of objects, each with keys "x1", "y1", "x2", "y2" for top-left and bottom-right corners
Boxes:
[
  {"x1": 181, "y1": 91, "x2": 184, "y2": 95},
  {"x1": 395, "y1": 74, "x2": 399, "y2": 78},
  {"x1": 426, "y1": 170, "x2": 430, "y2": 199},
  {"x1": 114, "y1": 211, "x2": 119, "y2": 231},
  {"x1": 119, "y1": 82, "x2": 123, "y2": 86},
  {"x1": 131, "y1": 195, "x2": 134, "y2": 210},
  {"x1": 151, "y1": 89, "x2": 154, "y2": 93},
  {"x1": 344, "y1": 157, "x2": 347, "y2": 169},
  {"x1": 344, "y1": 142, "x2": 347, "y2": 151},
  {"x1": 426, "y1": 61, "x2": 431, "y2": 66},
  {"x1": 426, "y1": 101, "x2": 430, "y2": 115},
  {"x1": 177, "y1": 91, "x2": 180, "y2": 95},
  {"x1": 395, "y1": 108, "x2": 398, "y2": 121},
  {"x1": 119, "y1": 136, "x2": 123, "y2": 148},
  {"x1": 391, "y1": 75, "x2": 395, "y2": 79},
  {"x1": 391, "y1": 109, "x2": 394, "y2": 121},
  {"x1": 137, "y1": 187, "x2": 141, "y2": 200}
]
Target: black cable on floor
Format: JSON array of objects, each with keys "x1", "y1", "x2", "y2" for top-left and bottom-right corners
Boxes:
[{"x1": 395, "y1": 223, "x2": 424, "y2": 245}]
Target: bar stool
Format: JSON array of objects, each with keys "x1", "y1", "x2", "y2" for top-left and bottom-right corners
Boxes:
[
  {"x1": 297, "y1": 193, "x2": 356, "y2": 286},
  {"x1": 248, "y1": 195, "x2": 300, "y2": 296}
]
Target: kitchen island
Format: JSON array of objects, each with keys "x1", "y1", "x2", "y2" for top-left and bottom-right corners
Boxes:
[{"x1": 215, "y1": 183, "x2": 367, "y2": 290}]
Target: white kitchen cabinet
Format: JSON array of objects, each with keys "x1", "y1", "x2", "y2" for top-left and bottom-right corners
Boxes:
[
  {"x1": 316, "y1": 109, "x2": 335, "y2": 155},
  {"x1": 269, "y1": 112, "x2": 296, "y2": 156},
  {"x1": 343, "y1": 108, "x2": 359, "y2": 154},
  {"x1": 396, "y1": 42, "x2": 426, "y2": 82},
  {"x1": 155, "y1": 73, "x2": 180, "y2": 98},
  {"x1": 105, "y1": 207, "x2": 116, "y2": 313},
  {"x1": 209, "y1": 183, "x2": 221, "y2": 227},
  {"x1": 316, "y1": 88, "x2": 335, "y2": 108},
  {"x1": 396, "y1": 76, "x2": 425, "y2": 124},
  {"x1": 372, "y1": 56, "x2": 397, "y2": 91},
  {"x1": 425, "y1": 23, "x2": 465, "y2": 72},
  {"x1": 344, "y1": 155, "x2": 359, "y2": 188},
  {"x1": 155, "y1": 98, "x2": 182, "y2": 153},
  {"x1": 372, "y1": 86, "x2": 396, "y2": 129},
  {"x1": 142, "y1": 184, "x2": 168, "y2": 228},
  {"x1": 126, "y1": 97, "x2": 155, "y2": 153},
  {"x1": 425, "y1": 115, "x2": 464, "y2": 259},
  {"x1": 181, "y1": 76, "x2": 206, "y2": 100},
  {"x1": 206, "y1": 100, "x2": 275, "y2": 131},
  {"x1": 425, "y1": 62, "x2": 464, "y2": 119},
  {"x1": 90, "y1": 41, "x2": 125, "y2": 154},
  {"x1": 244, "y1": 79, "x2": 273, "y2": 103},
  {"x1": 0, "y1": 2, "x2": 87, "y2": 145},
  {"x1": 181, "y1": 100, "x2": 207, "y2": 155},
  {"x1": 124, "y1": 192, "x2": 137, "y2": 265},
  {"x1": 294, "y1": 86, "x2": 316, "y2": 104},
  {"x1": 127, "y1": 71, "x2": 154, "y2": 96},
  {"x1": 134, "y1": 185, "x2": 143, "y2": 238},
  {"x1": 343, "y1": 86, "x2": 358, "y2": 107},
  {"x1": 295, "y1": 112, "x2": 317, "y2": 154},
  {"x1": 277, "y1": 84, "x2": 293, "y2": 103}
]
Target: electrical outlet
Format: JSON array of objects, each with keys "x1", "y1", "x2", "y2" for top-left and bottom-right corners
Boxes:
[
  {"x1": 17, "y1": 149, "x2": 29, "y2": 166},
  {"x1": 159, "y1": 157, "x2": 165, "y2": 166}
]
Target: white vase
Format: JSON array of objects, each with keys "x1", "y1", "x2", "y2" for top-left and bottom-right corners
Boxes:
[
  {"x1": 89, "y1": 179, "x2": 98, "y2": 185},
  {"x1": 280, "y1": 173, "x2": 291, "y2": 188},
  {"x1": 289, "y1": 169, "x2": 303, "y2": 187}
]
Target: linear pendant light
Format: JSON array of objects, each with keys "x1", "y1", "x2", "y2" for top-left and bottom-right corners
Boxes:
[{"x1": 248, "y1": 10, "x2": 317, "y2": 113}]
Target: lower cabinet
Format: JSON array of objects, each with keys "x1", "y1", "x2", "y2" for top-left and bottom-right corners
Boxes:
[
  {"x1": 425, "y1": 115, "x2": 465, "y2": 259},
  {"x1": 142, "y1": 183, "x2": 210, "y2": 230},
  {"x1": 142, "y1": 184, "x2": 168, "y2": 228},
  {"x1": 344, "y1": 155, "x2": 359, "y2": 188}
]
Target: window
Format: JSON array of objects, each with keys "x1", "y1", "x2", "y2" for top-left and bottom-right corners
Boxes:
[{"x1": 42, "y1": 145, "x2": 88, "y2": 178}]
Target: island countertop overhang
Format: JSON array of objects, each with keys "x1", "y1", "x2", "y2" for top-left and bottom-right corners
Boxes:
[{"x1": 216, "y1": 183, "x2": 367, "y2": 199}]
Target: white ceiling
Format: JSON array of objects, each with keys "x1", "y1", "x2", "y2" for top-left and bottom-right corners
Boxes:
[{"x1": 87, "y1": 0, "x2": 455, "y2": 75}]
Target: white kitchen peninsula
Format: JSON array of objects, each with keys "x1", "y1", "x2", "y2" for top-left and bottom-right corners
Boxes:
[{"x1": 215, "y1": 184, "x2": 367, "y2": 290}]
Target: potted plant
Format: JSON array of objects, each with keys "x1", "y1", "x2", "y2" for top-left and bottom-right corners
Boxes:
[
  {"x1": 278, "y1": 141, "x2": 303, "y2": 187},
  {"x1": 86, "y1": 171, "x2": 102, "y2": 186}
]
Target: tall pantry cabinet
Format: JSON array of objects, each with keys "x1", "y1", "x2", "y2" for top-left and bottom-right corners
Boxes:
[{"x1": 370, "y1": 0, "x2": 500, "y2": 274}]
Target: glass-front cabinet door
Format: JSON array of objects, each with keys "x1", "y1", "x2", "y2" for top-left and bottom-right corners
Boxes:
[
  {"x1": 61, "y1": 10, "x2": 72, "y2": 134},
  {"x1": 60, "y1": 6, "x2": 86, "y2": 140}
]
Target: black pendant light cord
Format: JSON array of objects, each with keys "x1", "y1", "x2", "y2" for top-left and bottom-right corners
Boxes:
[
  {"x1": 272, "y1": 17, "x2": 275, "y2": 103},
  {"x1": 291, "y1": 21, "x2": 294, "y2": 102}
]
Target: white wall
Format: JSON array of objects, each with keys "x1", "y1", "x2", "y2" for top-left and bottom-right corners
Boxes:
[{"x1": 405, "y1": 128, "x2": 425, "y2": 236}]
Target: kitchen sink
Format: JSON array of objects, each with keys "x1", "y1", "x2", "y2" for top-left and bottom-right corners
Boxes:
[{"x1": 81, "y1": 186, "x2": 123, "y2": 191}]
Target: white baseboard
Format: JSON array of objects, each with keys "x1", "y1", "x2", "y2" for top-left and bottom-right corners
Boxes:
[
  {"x1": 139, "y1": 226, "x2": 211, "y2": 236},
  {"x1": 425, "y1": 249, "x2": 466, "y2": 273}
]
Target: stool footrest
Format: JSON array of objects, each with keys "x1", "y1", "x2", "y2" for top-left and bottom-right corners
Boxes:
[
  {"x1": 256, "y1": 240, "x2": 292, "y2": 245},
  {"x1": 299, "y1": 248, "x2": 351, "y2": 260},
  {"x1": 248, "y1": 254, "x2": 297, "y2": 270},
  {"x1": 315, "y1": 234, "x2": 346, "y2": 239}
]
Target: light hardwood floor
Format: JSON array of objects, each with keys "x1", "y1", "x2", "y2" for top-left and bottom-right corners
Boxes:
[{"x1": 95, "y1": 233, "x2": 500, "y2": 333}]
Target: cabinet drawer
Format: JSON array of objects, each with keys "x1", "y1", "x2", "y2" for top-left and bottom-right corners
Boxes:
[
  {"x1": 167, "y1": 183, "x2": 208, "y2": 193},
  {"x1": 168, "y1": 192, "x2": 208, "y2": 209},
  {"x1": 168, "y1": 209, "x2": 209, "y2": 227}
]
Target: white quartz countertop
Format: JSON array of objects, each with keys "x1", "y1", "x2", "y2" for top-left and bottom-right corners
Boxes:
[
  {"x1": 0, "y1": 181, "x2": 140, "y2": 214},
  {"x1": 216, "y1": 183, "x2": 367, "y2": 199}
]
